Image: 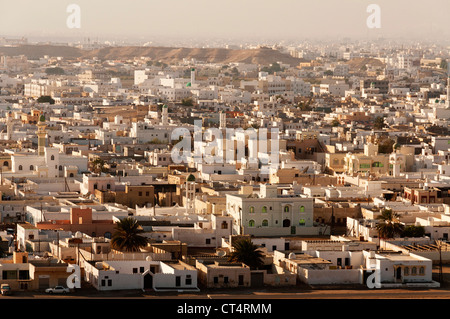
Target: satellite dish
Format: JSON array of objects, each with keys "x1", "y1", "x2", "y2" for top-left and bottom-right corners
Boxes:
[{"x1": 216, "y1": 250, "x2": 227, "y2": 257}]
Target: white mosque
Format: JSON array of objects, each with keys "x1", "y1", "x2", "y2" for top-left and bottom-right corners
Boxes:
[{"x1": 7, "y1": 114, "x2": 88, "y2": 178}]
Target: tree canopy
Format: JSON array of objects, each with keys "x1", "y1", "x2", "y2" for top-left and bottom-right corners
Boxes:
[{"x1": 111, "y1": 217, "x2": 148, "y2": 252}]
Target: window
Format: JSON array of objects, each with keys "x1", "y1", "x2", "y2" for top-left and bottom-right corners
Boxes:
[
  {"x1": 133, "y1": 268, "x2": 138, "y2": 274},
  {"x1": 224, "y1": 277, "x2": 229, "y2": 284},
  {"x1": 107, "y1": 184, "x2": 111, "y2": 190},
  {"x1": 249, "y1": 206, "x2": 254, "y2": 214},
  {"x1": 213, "y1": 277, "x2": 218, "y2": 284},
  {"x1": 59, "y1": 165, "x2": 63, "y2": 171},
  {"x1": 238, "y1": 275, "x2": 244, "y2": 285},
  {"x1": 372, "y1": 162, "x2": 384, "y2": 168},
  {"x1": 146, "y1": 192, "x2": 149, "y2": 196},
  {"x1": 419, "y1": 267, "x2": 425, "y2": 275},
  {"x1": 29, "y1": 165, "x2": 34, "y2": 170},
  {"x1": 140, "y1": 267, "x2": 145, "y2": 273},
  {"x1": 186, "y1": 277, "x2": 192, "y2": 285},
  {"x1": 300, "y1": 206, "x2": 305, "y2": 213},
  {"x1": 412, "y1": 267, "x2": 417, "y2": 275},
  {"x1": 284, "y1": 205, "x2": 290, "y2": 213},
  {"x1": 139, "y1": 192, "x2": 143, "y2": 196},
  {"x1": 18, "y1": 165, "x2": 23, "y2": 171},
  {"x1": 262, "y1": 206, "x2": 267, "y2": 213},
  {"x1": 299, "y1": 219, "x2": 306, "y2": 226},
  {"x1": 404, "y1": 267, "x2": 409, "y2": 276},
  {"x1": 206, "y1": 238, "x2": 211, "y2": 245},
  {"x1": 221, "y1": 221, "x2": 228, "y2": 229},
  {"x1": 262, "y1": 219, "x2": 269, "y2": 227},
  {"x1": 50, "y1": 155, "x2": 55, "y2": 161},
  {"x1": 249, "y1": 220, "x2": 255, "y2": 227}
]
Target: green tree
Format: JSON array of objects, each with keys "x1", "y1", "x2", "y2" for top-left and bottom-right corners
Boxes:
[
  {"x1": 111, "y1": 217, "x2": 149, "y2": 252},
  {"x1": 376, "y1": 209, "x2": 404, "y2": 240},
  {"x1": 45, "y1": 67, "x2": 65, "y2": 75},
  {"x1": 37, "y1": 96, "x2": 55, "y2": 104},
  {"x1": 228, "y1": 238, "x2": 264, "y2": 270},
  {"x1": 331, "y1": 119, "x2": 340, "y2": 127},
  {"x1": 401, "y1": 225, "x2": 425, "y2": 238},
  {"x1": 373, "y1": 116, "x2": 385, "y2": 130},
  {"x1": 181, "y1": 97, "x2": 194, "y2": 106},
  {"x1": 91, "y1": 158, "x2": 108, "y2": 174}
]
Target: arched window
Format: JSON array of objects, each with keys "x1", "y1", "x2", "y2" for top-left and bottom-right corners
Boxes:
[
  {"x1": 3, "y1": 161, "x2": 8, "y2": 167},
  {"x1": 69, "y1": 173, "x2": 74, "y2": 177},
  {"x1": 59, "y1": 165, "x2": 63, "y2": 171},
  {"x1": 29, "y1": 165, "x2": 34, "y2": 171},
  {"x1": 249, "y1": 206, "x2": 255, "y2": 214},
  {"x1": 404, "y1": 267, "x2": 409, "y2": 276},
  {"x1": 299, "y1": 219, "x2": 306, "y2": 226},
  {"x1": 18, "y1": 165, "x2": 23, "y2": 171},
  {"x1": 104, "y1": 232, "x2": 112, "y2": 239},
  {"x1": 262, "y1": 206, "x2": 267, "y2": 213},
  {"x1": 412, "y1": 267, "x2": 417, "y2": 275},
  {"x1": 249, "y1": 220, "x2": 255, "y2": 227},
  {"x1": 284, "y1": 205, "x2": 290, "y2": 213},
  {"x1": 419, "y1": 267, "x2": 425, "y2": 275},
  {"x1": 50, "y1": 155, "x2": 55, "y2": 161},
  {"x1": 300, "y1": 206, "x2": 305, "y2": 213},
  {"x1": 221, "y1": 221, "x2": 228, "y2": 229},
  {"x1": 262, "y1": 219, "x2": 269, "y2": 227}
]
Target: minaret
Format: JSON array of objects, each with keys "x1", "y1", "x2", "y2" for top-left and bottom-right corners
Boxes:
[
  {"x1": 161, "y1": 104, "x2": 168, "y2": 126},
  {"x1": 219, "y1": 111, "x2": 226, "y2": 129},
  {"x1": 185, "y1": 174, "x2": 196, "y2": 214},
  {"x1": 190, "y1": 68, "x2": 196, "y2": 86},
  {"x1": 6, "y1": 112, "x2": 12, "y2": 141},
  {"x1": 36, "y1": 114, "x2": 47, "y2": 156}
]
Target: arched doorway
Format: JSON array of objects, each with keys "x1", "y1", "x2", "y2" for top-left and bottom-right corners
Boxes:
[
  {"x1": 144, "y1": 273, "x2": 153, "y2": 290},
  {"x1": 283, "y1": 219, "x2": 291, "y2": 227}
]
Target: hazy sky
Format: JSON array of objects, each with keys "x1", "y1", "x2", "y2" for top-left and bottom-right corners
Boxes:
[{"x1": 1, "y1": 0, "x2": 450, "y2": 43}]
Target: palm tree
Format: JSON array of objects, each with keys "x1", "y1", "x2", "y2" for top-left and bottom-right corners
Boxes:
[
  {"x1": 376, "y1": 209, "x2": 404, "y2": 242},
  {"x1": 228, "y1": 238, "x2": 264, "y2": 270},
  {"x1": 91, "y1": 158, "x2": 107, "y2": 174},
  {"x1": 111, "y1": 217, "x2": 148, "y2": 252}
]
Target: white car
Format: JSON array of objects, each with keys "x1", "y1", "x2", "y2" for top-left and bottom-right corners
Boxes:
[{"x1": 45, "y1": 286, "x2": 70, "y2": 294}]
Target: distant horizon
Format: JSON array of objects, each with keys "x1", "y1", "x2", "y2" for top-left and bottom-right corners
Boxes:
[{"x1": 1, "y1": 0, "x2": 450, "y2": 48}]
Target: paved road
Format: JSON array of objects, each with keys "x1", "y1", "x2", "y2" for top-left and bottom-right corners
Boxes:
[{"x1": 4, "y1": 287, "x2": 450, "y2": 299}]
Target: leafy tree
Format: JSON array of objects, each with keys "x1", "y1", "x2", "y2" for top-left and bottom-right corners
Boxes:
[
  {"x1": 261, "y1": 62, "x2": 284, "y2": 74},
  {"x1": 45, "y1": 67, "x2": 65, "y2": 75},
  {"x1": 401, "y1": 225, "x2": 425, "y2": 238},
  {"x1": 37, "y1": 95, "x2": 55, "y2": 104},
  {"x1": 376, "y1": 209, "x2": 404, "y2": 240},
  {"x1": 181, "y1": 97, "x2": 194, "y2": 106},
  {"x1": 331, "y1": 119, "x2": 341, "y2": 127},
  {"x1": 228, "y1": 238, "x2": 264, "y2": 270},
  {"x1": 111, "y1": 217, "x2": 148, "y2": 252},
  {"x1": 440, "y1": 59, "x2": 448, "y2": 71},
  {"x1": 91, "y1": 158, "x2": 108, "y2": 174},
  {"x1": 373, "y1": 116, "x2": 385, "y2": 130}
]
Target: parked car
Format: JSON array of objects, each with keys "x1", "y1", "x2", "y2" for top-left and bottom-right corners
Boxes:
[
  {"x1": 1, "y1": 284, "x2": 12, "y2": 296},
  {"x1": 45, "y1": 286, "x2": 70, "y2": 294}
]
